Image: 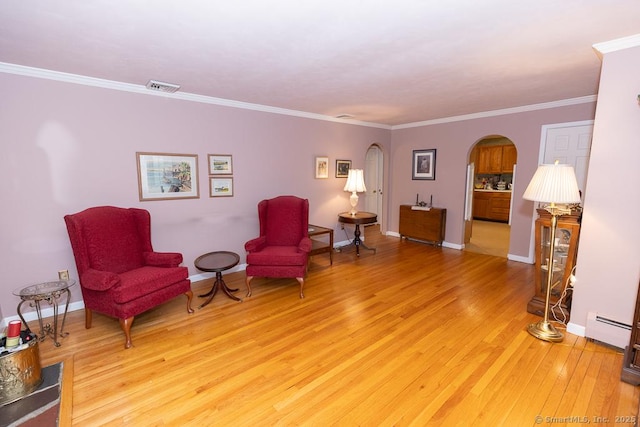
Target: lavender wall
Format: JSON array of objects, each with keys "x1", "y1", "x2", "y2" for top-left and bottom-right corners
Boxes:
[
  {"x1": 0, "y1": 73, "x2": 390, "y2": 319},
  {"x1": 0, "y1": 69, "x2": 602, "y2": 328},
  {"x1": 569, "y1": 44, "x2": 640, "y2": 341},
  {"x1": 388, "y1": 103, "x2": 596, "y2": 259}
]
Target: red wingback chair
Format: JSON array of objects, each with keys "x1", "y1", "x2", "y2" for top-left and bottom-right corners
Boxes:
[
  {"x1": 245, "y1": 196, "x2": 312, "y2": 298},
  {"x1": 64, "y1": 206, "x2": 194, "y2": 349}
]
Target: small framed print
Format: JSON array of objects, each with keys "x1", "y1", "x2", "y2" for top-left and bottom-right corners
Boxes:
[
  {"x1": 336, "y1": 159, "x2": 351, "y2": 178},
  {"x1": 136, "y1": 152, "x2": 199, "y2": 201},
  {"x1": 209, "y1": 177, "x2": 233, "y2": 197},
  {"x1": 315, "y1": 156, "x2": 329, "y2": 179},
  {"x1": 208, "y1": 154, "x2": 233, "y2": 175},
  {"x1": 412, "y1": 149, "x2": 437, "y2": 180}
]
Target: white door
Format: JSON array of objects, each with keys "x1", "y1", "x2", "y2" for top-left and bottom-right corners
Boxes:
[
  {"x1": 364, "y1": 145, "x2": 383, "y2": 224},
  {"x1": 541, "y1": 121, "x2": 593, "y2": 202}
]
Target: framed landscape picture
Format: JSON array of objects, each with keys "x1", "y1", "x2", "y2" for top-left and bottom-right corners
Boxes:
[
  {"x1": 412, "y1": 149, "x2": 437, "y2": 180},
  {"x1": 208, "y1": 154, "x2": 233, "y2": 175},
  {"x1": 209, "y1": 177, "x2": 233, "y2": 197},
  {"x1": 136, "y1": 152, "x2": 199, "y2": 201}
]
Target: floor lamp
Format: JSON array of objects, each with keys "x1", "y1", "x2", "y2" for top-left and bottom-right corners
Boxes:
[{"x1": 523, "y1": 161, "x2": 581, "y2": 342}]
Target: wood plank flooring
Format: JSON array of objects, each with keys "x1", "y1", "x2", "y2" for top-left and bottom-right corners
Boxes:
[{"x1": 36, "y1": 228, "x2": 639, "y2": 426}]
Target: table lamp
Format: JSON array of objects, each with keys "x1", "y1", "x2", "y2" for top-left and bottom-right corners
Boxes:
[
  {"x1": 522, "y1": 160, "x2": 581, "y2": 342},
  {"x1": 344, "y1": 169, "x2": 367, "y2": 216}
]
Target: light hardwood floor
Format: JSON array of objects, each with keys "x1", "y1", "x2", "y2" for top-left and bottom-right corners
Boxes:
[{"x1": 37, "y1": 228, "x2": 638, "y2": 426}]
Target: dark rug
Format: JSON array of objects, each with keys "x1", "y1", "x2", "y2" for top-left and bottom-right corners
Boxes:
[{"x1": 0, "y1": 363, "x2": 63, "y2": 427}]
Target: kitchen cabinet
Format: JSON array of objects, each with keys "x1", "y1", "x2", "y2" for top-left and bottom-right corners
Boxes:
[
  {"x1": 477, "y1": 146, "x2": 503, "y2": 174},
  {"x1": 472, "y1": 191, "x2": 511, "y2": 222},
  {"x1": 501, "y1": 144, "x2": 517, "y2": 173},
  {"x1": 526, "y1": 208, "x2": 581, "y2": 320},
  {"x1": 476, "y1": 144, "x2": 516, "y2": 174},
  {"x1": 399, "y1": 205, "x2": 446, "y2": 246}
]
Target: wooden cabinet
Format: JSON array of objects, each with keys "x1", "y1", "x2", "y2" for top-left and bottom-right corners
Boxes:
[
  {"x1": 472, "y1": 191, "x2": 511, "y2": 222},
  {"x1": 501, "y1": 144, "x2": 517, "y2": 173},
  {"x1": 526, "y1": 209, "x2": 581, "y2": 320},
  {"x1": 399, "y1": 205, "x2": 446, "y2": 246},
  {"x1": 622, "y1": 280, "x2": 640, "y2": 385},
  {"x1": 477, "y1": 146, "x2": 503, "y2": 174},
  {"x1": 476, "y1": 144, "x2": 517, "y2": 174}
]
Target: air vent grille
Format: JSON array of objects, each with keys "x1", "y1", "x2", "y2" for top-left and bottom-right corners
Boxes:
[{"x1": 146, "y1": 80, "x2": 180, "y2": 93}]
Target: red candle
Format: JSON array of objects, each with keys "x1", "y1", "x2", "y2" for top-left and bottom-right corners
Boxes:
[{"x1": 7, "y1": 320, "x2": 21, "y2": 338}]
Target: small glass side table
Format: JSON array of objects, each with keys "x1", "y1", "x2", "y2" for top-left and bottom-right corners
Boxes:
[{"x1": 13, "y1": 280, "x2": 75, "y2": 347}]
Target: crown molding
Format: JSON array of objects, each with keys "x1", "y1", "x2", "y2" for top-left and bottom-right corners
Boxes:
[
  {"x1": 593, "y1": 33, "x2": 640, "y2": 59},
  {"x1": 0, "y1": 62, "x2": 391, "y2": 130},
  {"x1": 391, "y1": 95, "x2": 598, "y2": 130},
  {"x1": 1, "y1": 61, "x2": 597, "y2": 130}
]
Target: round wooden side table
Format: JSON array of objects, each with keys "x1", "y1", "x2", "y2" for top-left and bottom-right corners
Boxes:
[
  {"x1": 194, "y1": 251, "x2": 241, "y2": 307},
  {"x1": 338, "y1": 211, "x2": 377, "y2": 256}
]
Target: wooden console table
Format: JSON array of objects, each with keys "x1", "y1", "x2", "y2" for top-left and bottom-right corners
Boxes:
[
  {"x1": 308, "y1": 224, "x2": 334, "y2": 265},
  {"x1": 399, "y1": 205, "x2": 446, "y2": 246}
]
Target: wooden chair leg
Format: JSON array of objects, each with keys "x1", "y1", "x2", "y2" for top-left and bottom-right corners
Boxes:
[
  {"x1": 119, "y1": 316, "x2": 134, "y2": 349},
  {"x1": 245, "y1": 276, "x2": 254, "y2": 297},
  {"x1": 297, "y1": 277, "x2": 305, "y2": 299},
  {"x1": 85, "y1": 308, "x2": 93, "y2": 329},
  {"x1": 185, "y1": 290, "x2": 194, "y2": 313}
]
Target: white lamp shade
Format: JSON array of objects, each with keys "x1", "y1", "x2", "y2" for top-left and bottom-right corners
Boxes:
[
  {"x1": 522, "y1": 162, "x2": 581, "y2": 204},
  {"x1": 344, "y1": 169, "x2": 367, "y2": 193}
]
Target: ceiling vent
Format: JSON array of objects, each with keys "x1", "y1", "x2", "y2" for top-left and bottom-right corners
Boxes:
[{"x1": 145, "y1": 80, "x2": 180, "y2": 93}]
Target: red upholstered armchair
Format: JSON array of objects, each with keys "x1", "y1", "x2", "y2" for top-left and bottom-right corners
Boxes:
[
  {"x1": 245, "y1": 196, "x2": 312, "y2": 298},
  {"x1": 64, "y1": 206, "x2": 193, "y2": 349}
]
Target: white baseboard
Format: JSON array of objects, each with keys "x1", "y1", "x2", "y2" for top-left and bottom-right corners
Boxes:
[{"x1": 567, "y1": 321, "x2": 586, "y2": 337}]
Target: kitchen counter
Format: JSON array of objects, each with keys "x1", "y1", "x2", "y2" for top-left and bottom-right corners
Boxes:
[{"x1": 474, "y1": 189, "x2": 512, "y2": 193}]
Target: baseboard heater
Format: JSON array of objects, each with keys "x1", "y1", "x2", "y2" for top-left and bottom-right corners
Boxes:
[{"x1": 585, "y1": 311, "x2": 631, "y2": 349}]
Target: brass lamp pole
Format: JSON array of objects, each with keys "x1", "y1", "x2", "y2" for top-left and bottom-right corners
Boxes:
[{"x1": 523, "y1": 161, "x2": 581, "y2": 342}]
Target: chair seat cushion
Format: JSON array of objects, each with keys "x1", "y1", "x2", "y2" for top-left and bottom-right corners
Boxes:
[
  {"x1": 112, "y1": 266, "x2": 189, "y2": 304},
  {"x1": 246, "y1": 246, "x2": 307, "y2": 266}
]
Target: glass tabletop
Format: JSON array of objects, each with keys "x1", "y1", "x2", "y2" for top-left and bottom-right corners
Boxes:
[
  {"x1": 194, "y1": 251, "x2": 240, "y2": 272},
  {"x1": 13, "y1": 279, "x2": 76, "y2": 297}
]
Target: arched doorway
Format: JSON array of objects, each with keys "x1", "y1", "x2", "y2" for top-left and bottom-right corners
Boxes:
[
  {"x1": 464, "y1": 136, "x2": 517, "y2": 257},
  {"x1": 364, "y1": 144, "x2": 383, "y2": 226}
]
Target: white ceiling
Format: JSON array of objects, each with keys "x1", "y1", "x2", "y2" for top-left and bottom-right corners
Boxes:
[{"x1": 1, "y1": 1, "x2": 639, "y2": 126}]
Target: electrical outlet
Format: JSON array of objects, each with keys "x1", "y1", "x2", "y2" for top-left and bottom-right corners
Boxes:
[{"x1": 58, "y1": 269, "x2": 69, "y2": 281}]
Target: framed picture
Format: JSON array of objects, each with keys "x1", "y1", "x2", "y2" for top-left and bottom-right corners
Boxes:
[
  {"x1": 136, "y1": 152, "x2": 199, "y2": 201},
  {"x1": 336, "y1": 159, "x2": 352, "y2": 178},
  {"x1": 209, "y1": 177, "x2": 233, "y2": 197},
  {"x1": 208, "y1": 154, "x2": 233, "y2": 175},
  {"x1": 315, "y1": 156, "x2": 329, "y2": 179},
  {"x1": 412, "y1": 149, "x2": 437, "y2": 180}
]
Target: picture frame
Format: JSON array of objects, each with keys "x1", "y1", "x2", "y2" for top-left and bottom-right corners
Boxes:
[
  {"x1": 315, "y1": 156, "x2": 329, "y2": 179},
  {"x1": 412, "y1": 149, "x2": 437, "y2": 180},
  {"x1": 209, "y1": 177, "x2": 233, "y2": 197},
  {"x1": 336, "y1": 159, "x2": 352, "y2": 178},
  {"x1": 208, "y1": 154, "x2": 233, "y2": 175},
  {"x1": 136, "y1": 152, "x2": 199, "y2": 201}
]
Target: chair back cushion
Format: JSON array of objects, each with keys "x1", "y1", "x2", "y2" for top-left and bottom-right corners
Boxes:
[
  {"x1": 65, "y1": 206, "x2": 153, "y2": 274},
  {"x1": 259, "y1": 196, "x2": 309, "y2": 246}
]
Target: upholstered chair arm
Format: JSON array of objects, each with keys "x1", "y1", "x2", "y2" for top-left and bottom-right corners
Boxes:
[
  {"x1": 298, "y1": 236, "x2": 312, "y2": 253},
  {"x1": 143, "y1": 251, "x2": 183, "y2": 268},
  {"x1": 81, "y1": 268, "x2": 120, "y2": 291},
  {"x1": 245, "y1": 236, "x2": 266, "y2": 253}
]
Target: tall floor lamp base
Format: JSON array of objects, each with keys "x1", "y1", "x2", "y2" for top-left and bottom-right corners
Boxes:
[{"x1": 527, "y1": 320, "x2": 564, "y2": 342}]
